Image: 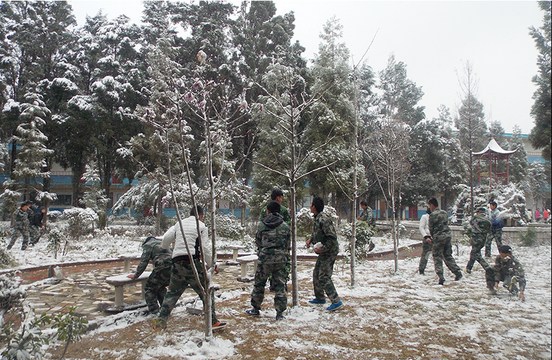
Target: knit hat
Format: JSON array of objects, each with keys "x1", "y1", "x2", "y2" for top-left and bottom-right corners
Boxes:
[
  {"x1": 498, "y1": 245, "x2": 512, "y2": 254},
  {"x1": 476, "y1": 207, "x2": 487, "y2": 213}
]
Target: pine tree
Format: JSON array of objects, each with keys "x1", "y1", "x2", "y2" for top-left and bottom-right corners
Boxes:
[
  {"x1": 377, "y1": 55, "x2": 425, "y2": 126},
  {"x1": 529, "y1": 1, "x2": 551, "y2": 161},
  {"x1": 507, "y1": 125, "x2": 529, "y2": 185}
]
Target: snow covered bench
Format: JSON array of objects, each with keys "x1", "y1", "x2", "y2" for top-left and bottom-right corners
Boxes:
[
  {"x1": 105, "y1": 271, "x2": 151, "y2": 312},
  {"x1": 236, "y1": 254, "x2": 258, "y2": 282},
  {"x1": 224, "y1": 245, "x2": 247, "y2": 265}
]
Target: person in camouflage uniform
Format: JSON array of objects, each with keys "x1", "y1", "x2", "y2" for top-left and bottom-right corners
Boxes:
[
  {"x1": 466, "y1": 207, "x2": 493, "y2": 276},
  {"x1": 427, "y1": 197, "x2": 462, "y2": 285},
  {"x1": 357, "y1": 200, "x2": 375, "y2": 251},
  {"x1": 259, "y1": 188, "x2": 291, "y2": 292},
  {"x1": 127, "y1": 236, "x2": 173, "y2": 313},
  {"x1": 155, "y1": 206, "x2": 225, "y2": 330},
  {"x1": 488, "y1": 245, "x2": 526, "y2": 301},
  {"x1": 306, "y1": 196, "x2": 343, "y2": 311},
  {"x1": 246, "y1": 201, "x2": 291, "y2": 320},
  {"x1": 485, "y1": 200, "x2": 503, "y2": 257},
  {"x1": 7, "y1": 201, "x2": 32, "y2": 251}
]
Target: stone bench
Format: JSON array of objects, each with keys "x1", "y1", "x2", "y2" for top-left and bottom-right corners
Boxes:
[
  {"x1": 224, "y1": 245, "x2": 247, "y2": 265},
  {"x1": 236, "y1": 254, "x2": 258, "y2": 282},
  {"x1": 105, "y1": 271, "x2": 151, "y2": 312}
]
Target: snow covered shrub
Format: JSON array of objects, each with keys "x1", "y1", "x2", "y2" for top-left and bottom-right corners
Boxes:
[
  {"x1": 48, "y1": 307, "x2": 88, "y2": 359},
  {"x1": 0, "y1": 247, "x2": 16, "y2": 269},
  {"x1": 62, "y1": 207, "x2": 98, "y2": 241},
  {"x1": 519, "y1": 227, "x2": 537, "y2": 247},
  {"x1": 1, "y1": 308, "x2": 50, "y2": 360},
  {"x1": 296, "y1": 207, "x2": 314, "y2": 239},
  {"x1": 0, "y1": 274, "x2": 24, "y2": 328},
  {"x1": 206, "y1": 214, "x2": 245, "y2": 241},
  {"x1": 452, "y1": 183, "x2": 529, "y2": 226},
  {"x1": 341, "y1": 221, "x2": 376, "y2": 258},
  {"x1": 47, "y1": 225, "x2": 66, "y2": 258}
]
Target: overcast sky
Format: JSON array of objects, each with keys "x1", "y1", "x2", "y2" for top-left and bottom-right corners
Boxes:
[{"x1": 69, "y1": 0, "x2": 544, "y2": 135}]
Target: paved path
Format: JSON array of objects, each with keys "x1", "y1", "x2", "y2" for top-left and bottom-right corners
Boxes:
[{"x1": 21, "y1": 243, "x2": 422, "y2": 322}]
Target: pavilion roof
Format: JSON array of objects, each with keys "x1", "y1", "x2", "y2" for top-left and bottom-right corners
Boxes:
[{"x1": 472, "y1": 138, "x2": 516, "y2": 157}]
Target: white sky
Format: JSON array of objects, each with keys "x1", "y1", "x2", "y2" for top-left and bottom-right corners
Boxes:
[{"x1": 68, "y1": 0, "x2": 544, "y2": 134}]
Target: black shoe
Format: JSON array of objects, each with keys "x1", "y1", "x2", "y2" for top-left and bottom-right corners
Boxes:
[
  {"x1": 245, "y1": 308, "x2": 260, "y2": 316},
  {"x1": 455, "y1": 273, "x2": 463, "y2": 281},
  {"x1": 21, "y1": 246, "x2": 27, "y2": 251},
  {"x1": 275, "y1": 313, "x2": 285, "y2": 320},
  {"x1": 438, "y1": 278, "x2": 445, "y2": 285},
  {"x1": 465, "y1": 268, "x2": 472, "y2": 274},
  {"x1": 419, "y1": 270, "x2": 424, "y2": 275}
]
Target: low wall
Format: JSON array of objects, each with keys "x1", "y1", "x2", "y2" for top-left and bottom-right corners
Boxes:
[{"x1": 400, "y1": 221, "x2": 551, "y2": 245}]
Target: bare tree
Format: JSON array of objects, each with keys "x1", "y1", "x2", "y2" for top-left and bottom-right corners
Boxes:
[
  {"x1": 365, "y1": 118, "x2": 410, "y2": 272},
  {"x1": 253, "y1": 63, "x2": 339, "y2": 306}
]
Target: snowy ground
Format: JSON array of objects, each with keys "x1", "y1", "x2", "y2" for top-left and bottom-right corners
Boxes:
[{"x1": 2, "y1": 221, "x2": 551, "y2": 359}]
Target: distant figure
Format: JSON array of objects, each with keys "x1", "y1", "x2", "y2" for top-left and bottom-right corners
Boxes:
[
  {"x1": 357, "y1": 200, "x2": 375, "y2": 252},
  {"x1": 466, "y1": 207, "x2": 493, "y2": 276},
  {"x1": 418, "y1": 208, "x2": 433, "y2": 275},
  {"x1": 259, "y1": 188, "x2": 291, "y2": 225},
  {"x1": 488, "y1": 245, "x2": 526, "y2": 302},
  {"x1": 485, "y1": 200, "x2": 503, "y2": 257},
  {"x1": 7, "y1": 201, "x2": 33, "y2": 251},
  {"x1": 357, "y1": 200, "x2": 374, "y2": 225},
  {"x1": 427, "y1": 197, "x2": 462, "y2": 285},
  {"x1": 29, "y1": 206, "x2": 46, "y2": 246},
  {"x1": 127, "y1": 236, "x2": 172, "y2": 314},
  {"x1": 544, "y1": 208, "x2": 550, "y2": 223},
  {"x1": 246, "y1": 201, "x2": 291, "y2": 320},
  {"x1": 306, "y1": 196, "x2": 343, "y2": 311},
  {"x1": 535, "y1": 208, "x2": 541, "y2": 222}
]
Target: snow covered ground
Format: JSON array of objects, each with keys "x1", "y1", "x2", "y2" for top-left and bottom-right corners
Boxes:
[{"x1": 2, "y1": 221, "x2": 551, "y2": 359}]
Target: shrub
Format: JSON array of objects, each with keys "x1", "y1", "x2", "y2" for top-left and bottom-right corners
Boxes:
[
  {"x1": 341, "y1": 221, "x2": 376, "y2": 259},
  {"x1": 519, "y1": 226, "x2": 537, "y2": 247}
]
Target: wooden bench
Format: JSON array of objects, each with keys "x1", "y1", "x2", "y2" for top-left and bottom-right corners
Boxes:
[
  {"x1": 105, "y1": 271, "x2": 151, "y2": 312},
  {"x1": 236, "y1": 254, "x2": 258, "y2": 282}
]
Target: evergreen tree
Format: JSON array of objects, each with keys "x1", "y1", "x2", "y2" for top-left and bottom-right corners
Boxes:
[
  {"x1": 488, "y1": 120, "x2": 505, "y2": 142},
  {"x1": 2, "y1": 93, "x2": 54, "y2": 203},
  {"x1": 529, "y1": 1, "x2": 551, "y2": 161},
  {"x1": 304, "y1": 18, "x2": 355, "y2": 209},
  {"x1": 507, "y1": 125, "x2": 529, "y2": 185},
  {"x1": 377, "y1": 55, "x2": 425, "y2": 126}
]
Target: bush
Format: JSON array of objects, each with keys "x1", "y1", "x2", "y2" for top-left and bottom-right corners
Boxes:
[
  {"x1": 341, "y1": 221, "x2": 376, "y2": 259},
  {"x1": 519, "y1": 226, "x2": 537, "y2": 247}
]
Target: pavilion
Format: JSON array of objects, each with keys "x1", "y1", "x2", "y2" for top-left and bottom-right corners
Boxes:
[{"x1": 472, "y1": 138, "x2": 516, "y2": 191}]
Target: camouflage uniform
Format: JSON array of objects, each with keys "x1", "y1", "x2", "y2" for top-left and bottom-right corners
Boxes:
[
  {"x1": 490, "y1": 253, "x2": 526, "y2": 294},
  {"x1": 485, "y1": 208, "x2": 503, "y2": 257},
  {"x1": 7, "y1": 206, "x2": 30, "y2": 250},
  {"x1": 159, "y1": 257, "x2": 218, "y2": 323},
  {"x1": 311, "y1": 211, "x2": 340, "y2": 303},
  {"x1": 250, "y1": 213, "x2": 291, "y2": 316},
  {"x1": 133, "y1": 237, "x2": 173, "y2": 313},
  {"x1": 158, "y1": 215, "x2": 220, "y2": 325},
  {"x1": 259, "y1": 202, "x2": 291, "y2": 291},
  {"x1": 259, "y1": 202, "x2": 291, "y2": 225},
  {"x1": 358, "y1": 206, "x2": 374, "y2": 225},
  {"x1": 428, "y1": 208, "x2": 462, "y2": 283},
  {"x1": 466, "y1": 213, "x2": 492, "y2": 273}
]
